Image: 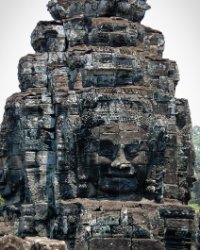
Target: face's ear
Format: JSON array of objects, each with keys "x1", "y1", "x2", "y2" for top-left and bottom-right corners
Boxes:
[
  {"x1": 148, "y1": 138, "x2": 157, "y2": 152},
  {"x1": 148, "y1": 124, "x2": 168, "y2": 152}
]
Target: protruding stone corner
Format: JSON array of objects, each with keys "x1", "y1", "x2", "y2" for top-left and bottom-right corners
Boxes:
[
  {"x1": 0, "y1": 235, "x2": 31, "y2": 250},
  {"x1": 0, "y1": 235, "x2": 68, "y2": 250}
]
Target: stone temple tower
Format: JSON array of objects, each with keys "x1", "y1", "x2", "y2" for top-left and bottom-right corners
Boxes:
[{"x1": 0, "y1": 0, "x2": 198, "y2": 249}]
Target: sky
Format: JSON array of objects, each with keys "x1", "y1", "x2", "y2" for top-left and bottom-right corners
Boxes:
[{"x1": 0, "y1": 0, "x2": 199, "y2": 125}]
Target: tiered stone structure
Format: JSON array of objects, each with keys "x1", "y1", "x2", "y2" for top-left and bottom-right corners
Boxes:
[{"x1": 0, "y1": 0, "x2": 197, "y2": 249}]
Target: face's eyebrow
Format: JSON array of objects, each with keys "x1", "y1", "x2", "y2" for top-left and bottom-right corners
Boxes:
[
  {"x1": 99, "y1": 139, "x2": 116, "y2": 147},
  {"x1": 124, "y1": 141, "x2": 140, "y2": 148},
  {"x1": 124, "y1": 141, "x2": 149, "y2": 152}
]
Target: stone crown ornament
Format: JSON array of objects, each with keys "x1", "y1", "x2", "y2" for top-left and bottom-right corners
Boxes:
[{"x1": 47, "y1": 0, "x2": 150, "y2": 21}]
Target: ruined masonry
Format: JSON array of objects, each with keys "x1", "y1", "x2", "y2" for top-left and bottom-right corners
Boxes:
[{"x1": 0, "y1": 0, "x2": 198, "y2": 249}]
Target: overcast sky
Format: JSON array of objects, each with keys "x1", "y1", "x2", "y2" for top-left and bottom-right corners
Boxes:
[{"x1": 0, "y1": 0, "x2": 199, "y2": 125}]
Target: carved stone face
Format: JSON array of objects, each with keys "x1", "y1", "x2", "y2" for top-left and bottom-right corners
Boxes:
[{"x1": 81, "y1": 121, "x2": 149, "y2": 196}]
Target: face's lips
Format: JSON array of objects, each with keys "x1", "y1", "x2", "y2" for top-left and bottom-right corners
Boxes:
[
  {"x1": 99, "y1": 176, "x2": 139, "y2": 193},
  {"x1": 106, "y1": 172, "x2": 135, "y2": 178},
  {"x1": 100, "y1": 164, "x2": 136, "y2": 178}
]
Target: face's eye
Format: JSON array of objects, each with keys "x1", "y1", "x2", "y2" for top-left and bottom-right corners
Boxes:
[
  {"x1": 124, "y1": 143, "x2": 140, "y2": 160},
  {"x1": 99, "y1": 140, "x2": 118, "y2": 159}
]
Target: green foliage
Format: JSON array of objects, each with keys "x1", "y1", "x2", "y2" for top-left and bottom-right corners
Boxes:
[
  {"x1": 0, "y1": 195, "x2": 4, "y2": 207},
  {"x1": 191, "y1": 125, "x2": 200, "y2": 205},
  {"x1": 193, "y1": 125, "x2": 200, "y2": 137},
  {"x1": 192, "y1": 125, "x2": 200, "y2": 168},
  {"x1": 188, "y1": 202, "x2": 200, "y2": 211}
]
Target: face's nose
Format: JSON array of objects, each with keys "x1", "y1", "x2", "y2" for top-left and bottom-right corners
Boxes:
[{"x1": 111, "y1": 147, "x2": 132, "y2": 171}]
